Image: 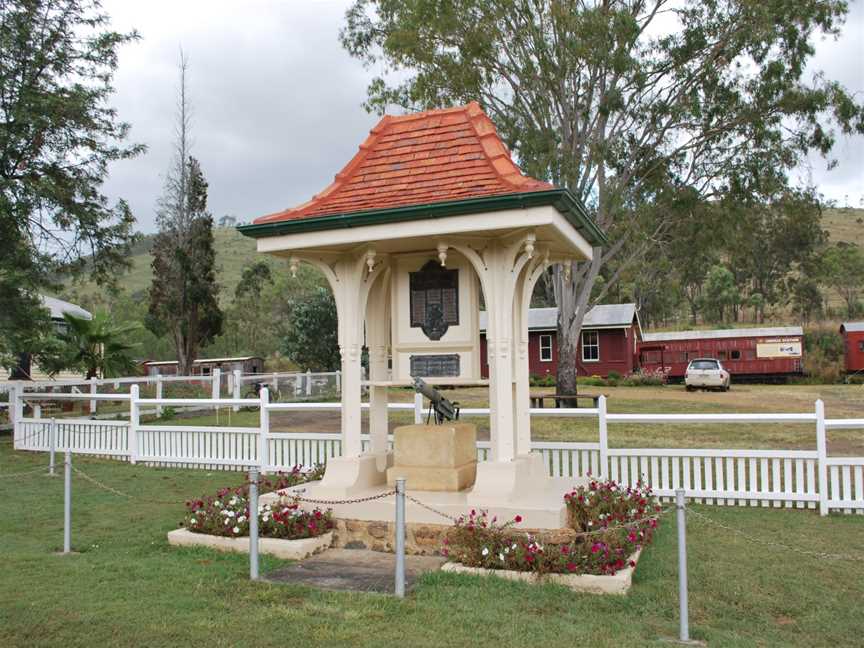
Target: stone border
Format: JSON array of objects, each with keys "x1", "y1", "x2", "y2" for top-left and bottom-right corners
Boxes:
[
  {"x1": 440, "y1": 549, "x2": 642, "y2": 595},
  {"x1": 167, "y1": 528, "x2": 333, "y2": 560}
]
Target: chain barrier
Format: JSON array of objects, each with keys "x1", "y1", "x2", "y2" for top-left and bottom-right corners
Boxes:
[
  {"x1": 0, "y1": 465, "x2": 51, "y2": 479},
  {"x1": 71, "y1": 466, "x2": 183, "y2": 506},
  {"x1": 405, "y1": 494, "x2": 461, "y2": 523},
  {"x1": 686, "y1": 508, "x2": 864, "y2": 562},
  {"x1": 279, "y1": 487, "x2": 397, "y2": 506}
]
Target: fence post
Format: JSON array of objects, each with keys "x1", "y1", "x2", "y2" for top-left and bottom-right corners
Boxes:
[
  {"x1": 63, "y1": 449, "x2": 72, "y2": 554},
  {"x1": 259, "y1": 387, "x2": 269, "y2": 474},
  {"x1": 305, "y1": 369, "x2": 312, "y2": 397},
  {"x1": 335, "y1": 370, "x2": 341, "y2": 393},
  {"x1": 49, "y1": 418, "x2": 57, "y2": 476},
  {"x1": 34, "y1": 403, "x2": 41, "y2": 419},
  {"x1": 598, "y1": 395, "x2": 609, "y2": 479},
  {"x1": 395, "y1": 477, "x2": 406, "y2": 598},
  {"x1": 675, "y1": 489, "x2": 690, "y2": 643},
  {"x1": 294, "y1": 373, "x2": 301, "y2": 397},
  {"x1": 12, "y1": 382, "x2": 23, "y2": 447},
  {"x1": 249, "y1": 467, "x2": 259, "y2": 580},
  {"x1": 211, "y1": 368, "x2": 221, "y2": 400},
  {"x1": 89, "y1": 377, "x2": 97, "y2": 415},
  {"x1": 816, "y1": 399, "x2": 828, "y2": 516},
  {"x1": 155, "y1": 375, "x2": 163, "y2": 418},
  {"x1": 414, "y1": 392, "x2": 424, "y2": 424},
  {"x1": 129, "y1": 384, "x2": 140, "y2": 464},
  {"x1": 233, "y1": 369, "x2": 242, "y2": 413}
]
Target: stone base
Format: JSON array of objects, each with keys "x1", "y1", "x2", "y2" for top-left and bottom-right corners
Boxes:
[
  {"x1": 441, "y1": 549, "x2": 642, "y2": 595},
  {"x1": 166, "y1": 528, "x2": 333, "y2": 560},
  {"x1": 314, "y1": 453, "x2": 390, "y2": 499},
  {"x1": 386, "y1": 423, "x2": 477, "y2": 492},
  {"x1": 386, "y1": 462, "x2": 476, "y2": 492}
]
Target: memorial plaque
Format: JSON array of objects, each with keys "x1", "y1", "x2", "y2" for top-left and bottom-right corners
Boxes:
[
  {"x1": 410, "y1": 354, "x2": 461, "y2": 378},
  {"x1": 410, "y1": 260, "x2": 459, "y2": 340}
]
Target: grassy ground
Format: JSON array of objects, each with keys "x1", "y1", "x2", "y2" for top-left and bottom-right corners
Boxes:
[
  {"x1": 1, "y1": 439, "x2": 863, "y2": 647},
  {"x1": 144, "y1": 383, "x2": 864, "y2": 454}
]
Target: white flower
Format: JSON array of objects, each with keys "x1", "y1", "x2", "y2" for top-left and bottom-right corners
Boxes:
[
  {"x1": 262, "y1": 516, "x2": 270, "y2": 522},
  {"x1": 588, "y1": 521, "x2": 593, "y2": 526},
  {"x1": 511, "y1": 543, "x2": 517, "y2": 550},
  {"x1": 189, "y1": 518, "x2": 197, "y2": 525},
  {"x1": 229, "y1": 497, "x2": 238, "y2": 506},
  {"x1": 232, "y1": 526, "x2": 240, "y2": 534},
  {"x1": 481, "y1": 547, "x2": 489, "y2": 557},
  {"x1": 224, "y1": 519, "x2": 231, "y2": 525},
  {"x1": 504, "y1": 547, "x2": 510, "y2": 554},
  {"x1": 214, "y1": 501, "x2": 222, "y2": 508},
  {"x1": 238, "y1": 515, "x2": 247, "y2": 523},
  {"x1": 499, "y1": 553, "x2": 505, "y2": 562}
]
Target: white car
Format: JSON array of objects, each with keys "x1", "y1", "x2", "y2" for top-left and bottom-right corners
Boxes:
[{"x1": 685, "y1": 358, "x2": 730, "y2": 392}]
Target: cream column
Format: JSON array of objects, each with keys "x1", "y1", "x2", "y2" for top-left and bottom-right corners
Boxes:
[{"x1": 366, "y1": 268, "x2": 391, "y2": 457}]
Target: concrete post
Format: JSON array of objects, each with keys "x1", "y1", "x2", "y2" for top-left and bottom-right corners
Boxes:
[
  {"x1": 305, "y1": 369, "x2": 312, "y2": 397},
  {"x1": 414, "y1": 392, "x2": 424, "y2": 424},
  {"x1": 64, "y1": 449, "x2": 72, "y2": 554},
  {"x1": 49, "y1": 418, "x2": 57, "y2": 476},
  {"x1": 259, "y1": 387, "x2": 270, "y2": 474},
  {"x1": 395, "y1": 478, "x2": 406, "y2": 598},
  {"x1": 675, "y1": 489, "x2": 690, "y2": 643},
  {"x1": 89, "y1": 378, "x2": 97, "y2": 414},
  {"x1": 598, "y1": 395, "x2": 609, "y2": 479},
  {"x1": 816, "y1": 399, "x2": 828, "y2": 516},
  {"x1": 335, "y1": 370, "x2": 341, "y2": 393},
  {"x1": 155, "y1": 375, "x2": 163, "y2": 418},
  {"x1": 294, "y1": 373, "x2": 302, "y2": 397},
  {"x1": 129, "y1": 385, "x2": 140, "y2": 464},
  {"x1": 249, "y1": 467, "x2": 259, "y2": 580},
  {"x1": 211, "y1": 368, "x2": 221, "y2": 400},
  {"x1": 233, "y1": 369, "x2": 242, "y2": 412}
]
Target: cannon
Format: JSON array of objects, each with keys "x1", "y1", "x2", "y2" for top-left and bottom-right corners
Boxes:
[{"x1": 413, "y1": 377, "x2": 460, "y2": 424}]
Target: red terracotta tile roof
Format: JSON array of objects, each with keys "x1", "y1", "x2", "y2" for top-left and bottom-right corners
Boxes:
[{"x1": 254, "y1": 102, "x2": 554, "y2": 224}]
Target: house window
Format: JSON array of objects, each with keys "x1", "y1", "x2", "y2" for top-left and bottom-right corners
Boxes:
[
  {"x1": 539, "y1": 334, "x2": 553, "y2": 362},
  {"x1": 201, "y1": 366, "x2": 211, "y2": 376},
  {"x1": 859, "y1": 341, "x2": 864, "y2": 352},
  {"x1": 718, "y1": 350, "x2": 727, "y2": 360},
  {"x1": 582, "y1": 330, "x2": 600, "y2": 362},
  {"x1": 730, "y1": 350, "x2": 741, "y2": 360}
]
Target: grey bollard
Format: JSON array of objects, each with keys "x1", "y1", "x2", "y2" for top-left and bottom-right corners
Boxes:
[
  {"x1": 676, "y1": 489, "x2": 689, "y2": 642},
  {"x1": 64, "y1": 450, "x2": 72, "y2": 554},
  {"x1": 249, "y1": 467, "x2": 259, "y2": 580},
  {"x1": 395, "y1": 478, "x2": 406, "y2": 598}
]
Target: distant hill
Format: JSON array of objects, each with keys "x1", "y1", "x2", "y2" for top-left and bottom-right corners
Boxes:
[
  {"x1": 823, "y1": 207, "x2": 864, "y2": 247},
  {"x1": 67, "y1": 227, "x2": 288, "y2": 303}
]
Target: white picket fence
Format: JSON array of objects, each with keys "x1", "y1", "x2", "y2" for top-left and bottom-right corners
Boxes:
[{"x1": 8, "y1": 385, "x2": 864, "y2": 515}]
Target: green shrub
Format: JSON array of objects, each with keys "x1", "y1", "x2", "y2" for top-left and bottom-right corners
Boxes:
[{"x1": 160, "y1": 406, "x2": 176, "y2": 421}]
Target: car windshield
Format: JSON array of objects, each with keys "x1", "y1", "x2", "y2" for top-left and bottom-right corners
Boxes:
[{"x1": 691, "y1": 360, "x2": 719, "y2": 370}]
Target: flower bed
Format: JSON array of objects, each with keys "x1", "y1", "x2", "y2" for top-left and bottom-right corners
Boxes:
[
  {"x1": 441, "y1": 479, "x2": 661, "y2": 584},
  {"x1": 181, "y1": 466, "x2": 333, "y2": 541}
]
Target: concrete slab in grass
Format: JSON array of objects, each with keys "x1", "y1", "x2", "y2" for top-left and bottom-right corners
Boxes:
[
  {"x1": 266, "y1": 548, "x2": 446, "y2": 594},
  {"x1": 167, "y1": 528, "x2": 332, "y2": 560}
]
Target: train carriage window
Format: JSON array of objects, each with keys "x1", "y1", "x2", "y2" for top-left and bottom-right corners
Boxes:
[
  {"x1": 582, "y1": 330, "x2": 600, "y2": 362},
  {"x1": 859, "y1": 341, "x2": 864, "y2": 352},
  {"x1": 730, "y1": 350, "x2": 741, "y2": 360},
  {"x1": 718, "y1": 350, "x2": 727, "y2": 360}
]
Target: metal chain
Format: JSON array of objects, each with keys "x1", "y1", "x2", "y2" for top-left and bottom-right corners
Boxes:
[
  {"x1": 0, "y1": 465, "x2": 51, "y2": 479},
  {"x1": 279, "y1": 488, "x2": 397, "y2": 506},
  {"x1": 405, "y1": 494, "x2": 461, "y2": 523},
  {"x1": 686, "y1": 508, "x2": 864, "y2": 562}
]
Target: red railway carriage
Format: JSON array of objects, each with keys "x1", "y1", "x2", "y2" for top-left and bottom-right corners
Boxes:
[
  {"x1": 840, "y1": 322, "x2": 864, "y2": 375},
  {"x1": 638, "y1": 327, "x2": 804, "y2": 381}
]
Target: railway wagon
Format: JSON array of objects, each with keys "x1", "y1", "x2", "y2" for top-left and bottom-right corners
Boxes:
[
  {"x1": 840, "y1": 322, "x2": 864, "y2": 376},
  {"x1": 638, "y1": 326, "x2": 804, "y2": 381}
]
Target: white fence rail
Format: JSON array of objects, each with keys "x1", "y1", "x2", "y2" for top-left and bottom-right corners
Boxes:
[{"x1": 8, "y1": 386, "x2": 864, "y2": 515}]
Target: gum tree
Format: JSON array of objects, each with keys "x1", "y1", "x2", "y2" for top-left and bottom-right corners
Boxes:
[{"x1": 341, "y1": 0, "x2": 864, "y2": 393}]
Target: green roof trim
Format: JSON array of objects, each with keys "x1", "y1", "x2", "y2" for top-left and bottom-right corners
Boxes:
[{"x1": 237, "y1": 189, "x2": 607, "y2": 247}]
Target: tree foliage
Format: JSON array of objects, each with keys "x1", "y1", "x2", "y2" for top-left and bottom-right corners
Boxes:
[
  {"x1": 341, "y1": 0, "x2": 864, "y2": 391},
  {"x1": 280, "y1": 288, "x2": 340, "y2": 371},
  {"x1": 0, "y1": 0, "x2": 142, "y2": 366},
  {"x1": 822, "y1": 242, "x2": 864, "y2": 318},
  {"x1": 41, "y1": 311, "x2": 139, "y2": 379}
]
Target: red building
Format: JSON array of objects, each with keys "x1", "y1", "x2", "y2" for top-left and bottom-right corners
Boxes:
[
  {"x1": 840, "y1": 322, "x2": 864, "y2": 375},
  {"x1": 480, "y1": 304, "x2": 642, "y2": 379},
  {"x1": 638, "y1": 327, "x2": 804, "y2": 380}
]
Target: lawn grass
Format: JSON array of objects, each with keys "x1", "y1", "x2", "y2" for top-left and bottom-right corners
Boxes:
[{"x1": 1, "y1": 438, "x2": 863, "y2": 647}]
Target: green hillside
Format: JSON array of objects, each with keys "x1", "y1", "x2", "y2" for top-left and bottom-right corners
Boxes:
[
  {"x1": 67, "y1": 227, "x2": 287, "y2": 303},
  {"x1": 823, "y1": 207, "x2": 864, "y2": 247}
]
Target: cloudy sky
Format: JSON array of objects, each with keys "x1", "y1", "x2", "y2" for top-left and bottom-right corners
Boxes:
[{"x1": 101, "y1": 1, "x2": 864, "y2": 234}]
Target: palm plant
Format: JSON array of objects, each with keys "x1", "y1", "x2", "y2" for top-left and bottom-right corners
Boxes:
[{"x1": 50, "y1": 312, "x2": 140, "y2": 379}]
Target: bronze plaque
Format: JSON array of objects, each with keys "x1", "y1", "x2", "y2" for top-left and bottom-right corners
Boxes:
[
  {"x1": 409, "y1": 260, "x2": 459, "y2": 340},
  {"x1": 410, "y1": 354, "x2": 461, "y2": 378}
]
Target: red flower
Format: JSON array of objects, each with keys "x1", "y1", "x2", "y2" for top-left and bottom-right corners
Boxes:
[
  {"x1": 560, "y1": 545, "x2": 570, "y2": 555},
  {"x1": 566, "y1": 562, "x2": 577, "y2": 572},
  {"x1": 514, "y1": 515, "x2": 523, "y2": 523}
]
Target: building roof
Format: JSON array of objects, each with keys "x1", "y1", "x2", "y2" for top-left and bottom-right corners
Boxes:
[
  {"x1": 253, "y1": 102, "x2": 551, "y2": 225},
  {"x1": 239, "y1": 103, "x2": 606, "y2": 247},
  {"x1": 479, "y1": 304, "x2": 639, "y2": 332},
  {"x1": 641, "y1": 326, "x2": 803, "y2": 343},
  {"x1": 144, "y1": 356, "x2": 262, "y2": 366},
  {"x1": 41, "y1": 295, "x2": 92, "y2": 321},
  {"x1": 841, "y1": 322, "x2": 864, "y2": 333}
]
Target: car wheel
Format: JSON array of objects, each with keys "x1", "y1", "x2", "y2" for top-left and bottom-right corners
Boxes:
[{"x1": 686, "y1": 385, "x2": 695, "y2": 392}]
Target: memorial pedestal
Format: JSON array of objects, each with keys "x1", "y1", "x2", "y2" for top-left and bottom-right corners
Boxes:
[{"x1": 386, "y1": 423, "x2": 477, "y2": 492}]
